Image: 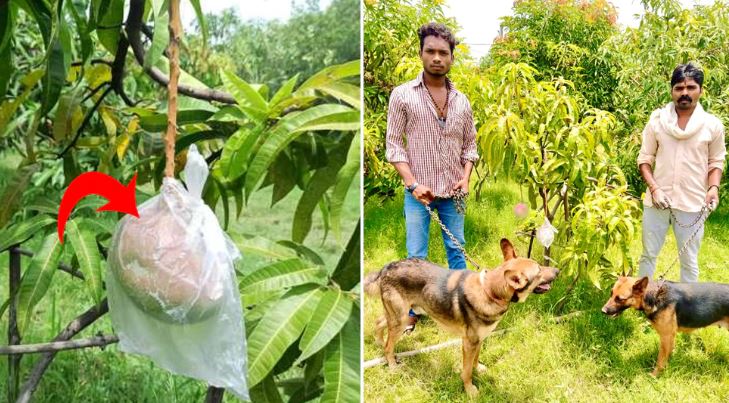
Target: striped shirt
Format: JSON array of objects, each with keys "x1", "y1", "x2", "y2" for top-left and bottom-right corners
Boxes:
[{"x1": 385, "y1": 72, "x2": 479, "y2": 197}]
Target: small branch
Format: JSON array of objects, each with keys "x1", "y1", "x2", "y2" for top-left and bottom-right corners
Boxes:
[
  {"x1": 7, "y1": 247, "x2": 22, "y2": 402},
  {"x1": 16, "y1": 300, "x2": 109, "y2": 403},
  {"x1": 13, "y1": 248, "x2": 85, "y2": 280},
  {"x1": 0, "y1": 334, "x2": 118, "y2": 355},
  {"x1": 126, "y1": 0, "x2": 236, "y2": 104},
  {"x1": 71, "y1": 59, "x2": 113, "y2": 67},
  {"x1": 204, "y1": 386, "x2": 225, "y2": 403},
  {"x1": 81, "y1": 81, "x2": 111, "y2": 104},
  {"x1": 57, "y1": 85, "x2": 113, "y2": 157},
  {"x1": 165, "y1": 0, "x2": 181, "y2": 178}
]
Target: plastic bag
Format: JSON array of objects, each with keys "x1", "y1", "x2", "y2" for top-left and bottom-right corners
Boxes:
[
  {"x1": 536, "y1": 217, "x2": 558, "y2": 249},
  {"x1": 107, "y1": 145, "x2": 249, "y2": 400}
]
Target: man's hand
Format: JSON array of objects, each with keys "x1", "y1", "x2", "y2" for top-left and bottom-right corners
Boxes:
[
  {"x1": 706, "y1": 186, "x2": 720, "y2": 211},
  {"x1": 452, "y1": 177, "x2": 469, "y2": 193},
  {"x1": 413, "y1": 185, "x2": 435, "y2": 205},
  {"x1": 651, "y1": 188, "x2": 671, "y2": 209}
]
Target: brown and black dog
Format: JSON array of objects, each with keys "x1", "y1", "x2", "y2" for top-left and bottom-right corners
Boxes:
[
  {"x1": 602, "y1": 276, "x2": 729, "y2": 376},
  {"x1": 364, "y1": 238, "x2": 559, "y2": 397}
]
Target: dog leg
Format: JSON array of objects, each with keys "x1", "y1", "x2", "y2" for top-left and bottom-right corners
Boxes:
[
  {"x1": 651, "y1": 311, "x2": 677, "y2": 377},
  {"x1": 472, "y1": 345, "x2": 486, "y2": 374},
  {"x1": 374, "y1": 316, "x2": 387, "y2": 346},
  {"x1": 461, "y1": 337, "x2": 480, "y2": 398},
  {"x1": 382, "y1": 293, "x2": 408, "y2": 368}
]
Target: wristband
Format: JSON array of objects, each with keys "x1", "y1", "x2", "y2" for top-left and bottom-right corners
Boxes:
[
  {"x1": 708, "y1": 184, "x2": 720, "y2": 192},
  {"x1": 406, "y1": 182, "x2": 419, "y2": 193}
]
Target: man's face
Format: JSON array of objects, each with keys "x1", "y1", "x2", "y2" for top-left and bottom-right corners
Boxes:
[
  {"x1": 671, "y1": 77, "x2": 702, "y2": 111},
  {"x1": 420, "y1": 35, "x2": 453, "y2": 77}
]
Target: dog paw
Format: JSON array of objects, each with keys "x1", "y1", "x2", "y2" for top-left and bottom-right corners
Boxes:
[
  {"x1": 649, "y1": 369, "x2": 660, "y2": 378},
  {"x1": 464, "y1": 384, "x2": 479, "y2": 398}
]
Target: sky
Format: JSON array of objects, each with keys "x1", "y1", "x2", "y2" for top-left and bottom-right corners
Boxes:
[
  {"x1": 444, "y1": 0, "x2": 717, "y2": 60},
  {"x1": 180, "y1": 0, "x2": 334, "y2": 26}
]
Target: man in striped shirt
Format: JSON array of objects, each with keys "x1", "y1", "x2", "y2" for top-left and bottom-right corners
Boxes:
[{"x1": 385, "y1": 22, "x2": 479, "y2": 332}]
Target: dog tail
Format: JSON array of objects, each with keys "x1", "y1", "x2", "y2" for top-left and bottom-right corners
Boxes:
[{"x1": 364, "y1": 270, "x2": 382, "y2": 296}]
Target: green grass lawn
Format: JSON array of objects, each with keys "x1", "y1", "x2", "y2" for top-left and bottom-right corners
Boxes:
[
  {"x1": 0, "y1": 152, "x2": 360, "y2": 402},
  {"x1": 364, "y1": 181, "x2": 729, "y2": 402}
]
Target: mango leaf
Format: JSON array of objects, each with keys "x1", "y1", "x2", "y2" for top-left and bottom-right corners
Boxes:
[
  {"x1": 0, "y1": 215, "x2": 56, "y2": 253},
  {"x1": 53, "y1": 87, "x2": 84, "y2": 141},
  {"x1": 297, "y1": 288, "x2": 353, "y2": 364},
  {"x1": 291, "y1": 110, "x2": 360, "y2": 133},
  {"x1": 0, "y1": 70, "x2": 44, "y2": 139},
  {"x1": 321, "y1": 311, "x2": 360, "y2": 403},
  {"x1": 16, "y1": 232, "x2": 63, "y2": 333},
  {"x1": 41, "y1": 19, "x2": 70, "y2": 114},
  {"x1": 188, "y1": 0, "x2": 208, "y2": 46},
  {"x1": 248, "y1": 373, "x2": 283, "y2": 403},
  {"x1": 331, "y1": 221, "x2": 359, "y2": 289},
  {"x1": 144, "y1": 0, "x2": 169, "y2": 70},
  {"x1": 239, "y1": 258, "x2": 327, "y2": 294},
  {"x1": 219, "y1": 124, "x2": 263, "y2": 180},
  {"x1": 269, "y1": 74, "x2": 299, "y2": 110},
  {"x1": 66, "y1": 220, "x2": 104, "y2": 306},
  {"x1": 15, "y1": 0, "x2": 52, "y2": 47},
  {"x1": 276, "y1": 240, "x2": 325, "y2": 266},
  {"x1": 247, "y1": 285, "x2": 322, "y2": 388},
  {"x1": 66, "y1": 0, "x2": 92, "y2": 64},
  {"x1": 0, "y1": 2, "x2": 13, "y2": 96},
  {"x1": 138, "y1": 109, "x2": 214, "y2": 132},
  {"x1": 94, "y1": 0, "x2": 124, "y2": 55},
  {"x1": 0, "y1": 43, "x2": 12, "y2": 102},
  {"x1": 0, "y1": 162, "x2": 40, "y2": 229},
  {"x1": 221, "y1": 71, "x2": 268, "y2": 122},
  {"x1": 245, "y1": 104, "x2": 353, "y2": 198},
  {"x1": 296, "y1": 60, "x2": 360, "y2": 94},
  {"x1": 229, "y1": 233, "x2": 298, "y2": 261},
  {"x1": 315, "y1": 82, "x2": 361, "y2": 109},
  {"x1": 330, "y1": 132, "x2": 359, "y2": 240}
]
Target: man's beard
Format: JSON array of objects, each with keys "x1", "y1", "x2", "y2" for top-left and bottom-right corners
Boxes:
[
  {"x1": 425, "y1": 65, "x2": 449, "y2": 77},
  {"x1": 675, "y1": 95, "x2": 693, "y2": 110}
]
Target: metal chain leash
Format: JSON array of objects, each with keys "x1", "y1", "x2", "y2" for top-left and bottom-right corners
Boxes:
[
  {"x1": 422, "y1": 189, "x2": 482, "y2": 271},
  {"x1": 657, "y1": 205, "x2": 711, "y2": 282}
]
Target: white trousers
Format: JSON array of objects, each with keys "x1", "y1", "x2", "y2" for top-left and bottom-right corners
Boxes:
[{"x1": 638, "y1": 206, "x2": 705, "y2": 282}]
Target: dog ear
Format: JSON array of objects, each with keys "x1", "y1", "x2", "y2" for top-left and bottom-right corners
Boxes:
[
  {"x1": 500, "y1": 238, "x2": 517, "y2": 261},
  {"x1": 632, "y1": 277, "x2": 649, "y2": 295},
  {"x1": 505, "y1": 269, "x2": 528, "y2": 290}
]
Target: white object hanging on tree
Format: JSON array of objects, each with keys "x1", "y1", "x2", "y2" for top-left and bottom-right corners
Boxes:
[
  {"x1": 536, "y1": 217, "x2": 558, "y2": 248},
  {"x1": 106, "y1": 145, "x2": 249, "y2": 400}
]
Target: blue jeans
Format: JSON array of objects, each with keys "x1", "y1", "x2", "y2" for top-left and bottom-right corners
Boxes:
[{"x1": 404, "y1": 191, "x2": 466, "y2": 316}]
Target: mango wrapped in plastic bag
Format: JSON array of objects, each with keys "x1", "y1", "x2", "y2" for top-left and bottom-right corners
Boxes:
[{"x1": 107, "y1": 145, "x2": 248, "y2": 400}]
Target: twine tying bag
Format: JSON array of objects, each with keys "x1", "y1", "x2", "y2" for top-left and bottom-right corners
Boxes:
[{"x1": 107, "y1": 145, "x2": 249, "y2": 399}]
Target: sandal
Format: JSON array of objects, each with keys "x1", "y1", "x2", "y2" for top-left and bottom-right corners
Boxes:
[{"x1": 403, "y1": 314, "x2": 420, "y2": 335}]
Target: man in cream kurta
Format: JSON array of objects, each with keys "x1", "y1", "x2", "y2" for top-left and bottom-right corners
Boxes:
[{"x1": 637, "y1": 63, "x2": 726, "y2": 282}]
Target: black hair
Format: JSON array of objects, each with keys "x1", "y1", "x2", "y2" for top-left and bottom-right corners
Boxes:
[
  {"x1": 671, "y1": 63, "x2": 704, "y2": 88},
  {"x1": 417, "y1": 22, "x2": 458, "y2": 53}
]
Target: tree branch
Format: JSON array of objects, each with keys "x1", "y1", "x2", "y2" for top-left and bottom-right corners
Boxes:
[
  {"x1": 14, "y1": 248, "x2": 85, "y2": 280},
  {"x1": 57, "y1": 85, "x2": 113, "y2": 157},
  {"x1": 0, "y1": 334, "x2": 118, "y2": 355},
  {"x1": 204, "y1": 386, "x2": 225, "y2": 403},
  {"x1": 16, "y1": 300, "x2": 109, "y2": 403},
  {"x1": 126, "y1": 0, "x2": 235, "y2": 104}
]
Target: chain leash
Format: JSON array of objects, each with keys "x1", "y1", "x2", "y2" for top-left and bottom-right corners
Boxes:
[
  {"x1": 422, "y1": 189, "x2": 482, "y2": 271},
  {"x1": 656, "y1": 205, "x2": 710, "y2": 283}
]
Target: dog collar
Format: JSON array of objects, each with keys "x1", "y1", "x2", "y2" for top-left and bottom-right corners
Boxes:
[{"x1": 480, "y1": 270, "x2": 509, "y2": 307}]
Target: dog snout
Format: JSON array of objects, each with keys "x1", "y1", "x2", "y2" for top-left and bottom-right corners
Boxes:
[{"x1": 601, "y1": 305, "x2": 612, "y2": 315}]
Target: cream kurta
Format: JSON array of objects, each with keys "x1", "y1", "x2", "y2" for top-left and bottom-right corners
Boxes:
[{"x1": 637, "y1": 102, "x2": 726, "y2": 212}]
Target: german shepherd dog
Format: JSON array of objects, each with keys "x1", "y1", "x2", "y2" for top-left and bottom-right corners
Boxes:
[
  {"x1": 602, "y1": 276, "x2": 729, "y2": 376},
  {"x1": 364, "y1": 238, "x2": 559, "y2": 397}
]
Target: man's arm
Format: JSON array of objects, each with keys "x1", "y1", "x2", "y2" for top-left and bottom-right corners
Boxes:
[
  {"x1": 385, "y1": 89, "x2": 434, "y2": 204},
  {"x1": 454, "y1": 99, "x2": 478, "y2": 193},
  {"x1": 637, "y1": 121, "x2": 670, "y2": 209},
  {"x1": 705, "y1": 125, "x2": 726, "y2": 209}
]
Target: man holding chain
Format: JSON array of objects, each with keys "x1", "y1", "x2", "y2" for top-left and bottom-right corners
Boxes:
[
  {"x1": 385, "y1": 22, "x2": 479, "y2": 331},
  {"x1": 637, "y1": 63, "x2": 726, "y2": 282}
]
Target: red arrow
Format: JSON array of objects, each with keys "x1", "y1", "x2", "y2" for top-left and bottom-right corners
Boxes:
[{"x1": 57, "y1": 172, "x2": 139, "y2": 243}]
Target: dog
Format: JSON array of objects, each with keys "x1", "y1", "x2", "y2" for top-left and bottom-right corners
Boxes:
[
  {"x1": 602, "y1": 276, "x2": 729, "y2": 376},
  {"x1": 364, "y1": 238, "x2": 559, "y2": 397}
]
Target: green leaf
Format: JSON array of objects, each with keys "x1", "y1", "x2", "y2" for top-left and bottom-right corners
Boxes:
[
  {"x1": 292, "y1": 110, "x2": 360, "y2": 133},
  {"x1": 144, "y1": 0, "x2": 169, "y2": 70},
  {"x1": 0, "y1": 36, "x2": 11, "y2": 98},
  {"x1": 94, "y1": 0, "x2": 124, "y2": 55},
  {"x1": 0, "y1": 215, "x2": 56, "y2": 253},
  {"x1": 15, "y1": 0, "x2": 52, "y2": 47},
  {"x1": 66, "y1": 220, "x2": 104, "y2": 306},
  {"x1": 0, "y1": 2, "x2": 13, "y2": 96},
  {"x1": 138, "y1": 109, "x2": 215, "y2": 132},
  {"x1": 247, "y1": 285, "x2": 322, "y2": 387},
  {"x1": 229, "y1": 233, "x2": 298, "y2": 260},
  {"x1": 239, "y1": 258, "x2": 327, "y2": 294},
  {"x1": 269, "y1": 74, "x2": 299, "y2": 109},
  {"x1": 188, "y1": 0, "x2": 208, "y2": 47},
  {"x1": 221, "y1": 71, "x2": 268, "y2": 121},
  {"x1": 53, "y1": 88, "x2": 84, "y2": 141},
  {"x1": 248, "y1": 373, "x2": 283, "y2": 403},
  {"x1": 315, "y1": 82, "x2": 361, "y2": 109},
  {"x1": 276, "y1": 240, "x2": 325, "y2": 266},
  {"x1": 41, "y1": 20, "x2": 70, "y2": 114},
  {"x1": 16, "y1": 232, "x2": 63, "y2": 333},
  {"x1": 245, "y1": 104, "x2": 353, "y2": 198},
  {"x1": 321, "y1": 312, "x2": 360, "y2": 403},
  {"x1": 330, "y1": 132, "x2": 360, "y2": 239},
  {"x1": 292, "y1": 155, "x2": 346, "y2": 243},
  {"x1": 0, "y1": 162, "x2": 40, "y2": 229},
  {"x1": 296, "y1": 60, "x2": 360, "y2": 94},
  {"x1": 218, "y1": 124, "x2": 263, "y2": 180},
  {"x1": 297, "y1": 288, "x2": 353, "y2": 364},
  {"x1": 66, "y1": 0, "x2": 92, "y2": 64},
  {"x1": 331, "y1": 221, "x2": 360, "y2": 290}
]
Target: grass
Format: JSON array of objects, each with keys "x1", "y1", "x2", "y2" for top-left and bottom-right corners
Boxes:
[
  {"x1": 0, "y1": 151, "x2": 360, "y2": 402},
  {"x1": 364, "y1": 181, "x2": 729, "y2": 402}
]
